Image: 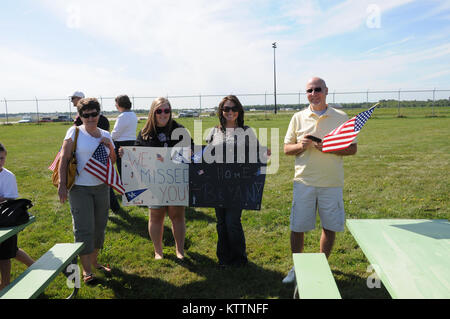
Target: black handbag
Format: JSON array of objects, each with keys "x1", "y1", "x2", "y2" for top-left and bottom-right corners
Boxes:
[{"x1": 0, "y1": 199, "x2": 32, "y2": 227}]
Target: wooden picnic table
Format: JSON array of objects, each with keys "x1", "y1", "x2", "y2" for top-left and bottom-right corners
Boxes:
[{"x1": 347, "y1": 219, "x2": 450, "y2": 299}]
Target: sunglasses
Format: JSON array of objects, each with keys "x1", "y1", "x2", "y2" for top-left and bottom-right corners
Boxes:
[
  {"x1": 222, "y1": 106, "x2": 239, "y2": 113},
  {"x1": 81, "y1": 111, "x2": 99, "y2": 118},
  {"x1": 306, "y1": 87, "x2": 322, "y2": 93},
  {"x1": 155, "y1": 108, "x2": 171, "y2": 114}
]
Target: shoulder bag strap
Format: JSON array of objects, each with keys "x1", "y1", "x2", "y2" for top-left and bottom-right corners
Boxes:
[
  {"x1": 72, "y1": 127, "x2": 79, "y2": 155},
  {"x1": 70, "y1": 127, "x2": 79, "y2": 164}
]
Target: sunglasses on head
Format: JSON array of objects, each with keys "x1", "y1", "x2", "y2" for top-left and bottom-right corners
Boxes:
[
  {"x1": 222, "y1": 106, "x2": 239, "y2": 113},
  {"x1": 306, "y1": 87, "x2": 322, "y2": 93},
  {"x1": 155, "y1": 108, "x2": 171, "y2": 114},
  {"x1": 81, "y1": 111, "x2": 99, "y2": 118}
]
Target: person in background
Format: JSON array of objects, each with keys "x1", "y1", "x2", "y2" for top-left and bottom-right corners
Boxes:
[
  {"x1": 0, "y1": 142, "x2": 34, "y2": 290},
  {"x1": 111, "y1": 94, "x2": 138, "y2": 177},
  {"x1": 71, "y1": 91, "x2": 110, "y2": 131},
  {"x1": 282, "y1": 77, "x2": 357, "y2": 284},
  {"x1": 58, "y1": 98, "x2": 114, "y2": 285},
  {"x1": 69, "y1": 91, "x2": 85, "y2": 114},
  {"x1": 119, "y1": 97, "x2": 191, "y2": 260},
  {"x1": 109, "y1": 95, "x2": 138, "y2": 214},
  {"x1": 205, "y1": 95, "x2": 269, "y2": 267}
]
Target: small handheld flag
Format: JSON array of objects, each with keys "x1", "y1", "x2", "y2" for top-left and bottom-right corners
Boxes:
[
  {"x1": 322, "y1": 103, "x2": 379, "y2": 153},
  {"x1": 84, "y1": 143, "x2": 125, "y2": 194},
  {"x1": 48, "y1": 150, "x2": 61, "y2": 171}
]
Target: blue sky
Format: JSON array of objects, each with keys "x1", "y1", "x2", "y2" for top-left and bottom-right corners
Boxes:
[{"x1": 1, "y1": 0, "x2": 449, "y2": 112}]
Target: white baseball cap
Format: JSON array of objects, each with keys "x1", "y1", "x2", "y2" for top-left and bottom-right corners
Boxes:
[{"x1": 70, "y1": 91, "x2": 85, "y2": 99}]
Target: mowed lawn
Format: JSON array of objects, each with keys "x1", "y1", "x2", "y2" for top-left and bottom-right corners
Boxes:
[{"x1": 0, "y1": 107, "x2": 448, "y2": 299}]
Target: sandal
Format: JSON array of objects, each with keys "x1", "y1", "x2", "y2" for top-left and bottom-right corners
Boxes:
[
  {"x1": 83, "y1": 273, "x2": 96, "y2": 285},
  {"x1": 95, "y1": 264, "x2": 112, "y2": 274}
]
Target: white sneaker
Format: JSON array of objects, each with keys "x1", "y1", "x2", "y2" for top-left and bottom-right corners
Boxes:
[{"x1": 282, "y1": 267, "x2": 295, "y2": 284}]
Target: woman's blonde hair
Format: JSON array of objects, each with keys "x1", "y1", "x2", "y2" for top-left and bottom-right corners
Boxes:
[{"x1": 140, "y1": 97, "x2": 173, "y2": 140}]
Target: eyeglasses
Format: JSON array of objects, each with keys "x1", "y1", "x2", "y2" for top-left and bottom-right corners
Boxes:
[
  {"x1": 81, "y1": 111, "x2": 99, "y2": 118},
  {"x1": 306, "y1": 87, "x2": 322, "y2": 93},
  {"x1": 155, "y1": 108, "x2": 171, "y2": 114},
  {"x1": 222, "y1": 106, "x2": 239, "y2": 113}
]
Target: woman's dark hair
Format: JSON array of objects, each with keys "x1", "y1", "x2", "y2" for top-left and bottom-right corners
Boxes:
[
  {"x1": 217, "y1": 95, "x2": 245, "y2": 132},
  {"x1": 77, "y1": 98, "x2": 101, "y2": 116},
  {"x1": 115, "y1": 95, "x2": 132, "y2": 110},
  {"x1": 0, "y1": 142, "x2": 6, "y2": 154}
]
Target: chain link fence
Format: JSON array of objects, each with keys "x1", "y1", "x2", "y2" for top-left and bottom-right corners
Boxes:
[{"x1": 1, "y1": 89, "x2": 449, "y2": 124}]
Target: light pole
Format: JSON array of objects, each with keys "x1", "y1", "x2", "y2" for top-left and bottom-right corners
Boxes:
[{"x1": 272, "y1": 42, "x2": 277, "y2": 114}]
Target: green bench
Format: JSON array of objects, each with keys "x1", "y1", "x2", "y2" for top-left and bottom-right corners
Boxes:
[
  {"x1": 292, "y1": 253, "x2": 341, "y2": 299},
  {"x1": 0, "y1": 242, "x2": 84, "y2": 299},
  {"x1": 0, "y1": 215, "x2": 36, "y2": 242}
]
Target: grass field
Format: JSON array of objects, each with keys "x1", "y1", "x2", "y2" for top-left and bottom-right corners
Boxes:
[{"x1": 0, "y1": 106, "x2": 448, "y2": 299}]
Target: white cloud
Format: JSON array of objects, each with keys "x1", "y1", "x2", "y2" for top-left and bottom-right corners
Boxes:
[
  {"x1": 37, "y1": 0, "x2": 419, "y2": 94},
  {"x1": 37, "y1": 0, "x2": 279, "y2": 95},
  {"x1": 421, "y1": 69, "x2": 450, "y2": 81},
  {"x1": 279, "y1": 0, "x2": 415, "y2": 45},
  {"x1": 365, "y1": 37, "x2": 415, "y2": 54},
  {"x1": 1, "y1": 0, "x2": 449, "y2": 112},
  {"x1": 0, "y1": 46, "x2": 153, "y2": 112}
]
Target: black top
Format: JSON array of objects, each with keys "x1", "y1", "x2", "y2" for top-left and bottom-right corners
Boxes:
[
  {"x1": 135, "y1": 120, "x2": 192, "y2": 148},
  {"x1": 74, "y1": 114, "x2": 110, "y2": 131}
]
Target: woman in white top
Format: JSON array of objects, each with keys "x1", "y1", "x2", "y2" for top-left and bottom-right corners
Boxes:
[
  {"x1": 111, "y1": 95, "x2": 138, "y2": 177},
  {"x1": 58, "y1": 98, "x2": 115, "y2": 284},
  {"x1": 110, "y1": 95, "x2": 138, "y2": 212}
]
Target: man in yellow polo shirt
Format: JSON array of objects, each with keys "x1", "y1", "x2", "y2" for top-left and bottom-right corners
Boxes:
[{"x1": 282, "y1": 77, "x2": 357, "y2": 284}]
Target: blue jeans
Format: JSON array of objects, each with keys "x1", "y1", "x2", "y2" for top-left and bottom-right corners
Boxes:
[{"x1": 215, "y1": 208, "x2": 248, "y2": 266}]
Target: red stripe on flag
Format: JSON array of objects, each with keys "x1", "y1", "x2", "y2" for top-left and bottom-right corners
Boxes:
[
  {"x1": 83, "y1": 144, "x2": 125, "y2": 195},
  {"x1": 48, "y1": 150, "x2": 61, "y2": 171},
  {"x1": 85, "y1": 162, "x2": 107, "y2": 178}
]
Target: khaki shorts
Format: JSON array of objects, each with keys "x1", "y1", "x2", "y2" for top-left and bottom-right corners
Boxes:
[{"x1": 290, "y1": 182, "x2": 345, "y2": 232}]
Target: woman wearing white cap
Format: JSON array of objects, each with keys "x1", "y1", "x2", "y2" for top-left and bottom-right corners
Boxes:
[{"x1": 71, "y1": 91, "x2": 110, "y2": 131}]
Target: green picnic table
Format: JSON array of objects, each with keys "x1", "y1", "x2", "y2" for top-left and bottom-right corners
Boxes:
[
  {"x1": 0, "y1": 215, "x2": 36, "y2": 243},
  {"x1": 0, "y1": 215, "x2": 85, "y2": 299},
  {"x1": 347, "y1": 219, "x2": 450, "y2": 299}
]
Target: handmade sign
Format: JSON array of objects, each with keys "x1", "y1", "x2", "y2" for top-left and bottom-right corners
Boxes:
[
  {"x1": 189, "y1": 162, "x2": 266, "y2": 210},
  {"x1": 121, "y1": 147, "x2": 190, "y2": 206},
  {"x1": 189, "y1": 145, "x2": 267, "y2": 210}
]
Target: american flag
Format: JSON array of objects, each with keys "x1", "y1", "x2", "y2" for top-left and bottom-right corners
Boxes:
[
  {"x1": 322, "y1": 103, "x2": 378, "y2": 153},
  {"x1": 84, "y1": 144, "x2": 125, "y2": 194},
  {"x1": 48, "y1": 150, "x2": 61, "y2": 171}
]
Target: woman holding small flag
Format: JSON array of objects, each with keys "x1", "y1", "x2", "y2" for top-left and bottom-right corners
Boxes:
[{"x1": 58, "y1": 97, "x2": 115, "y2": 284}]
